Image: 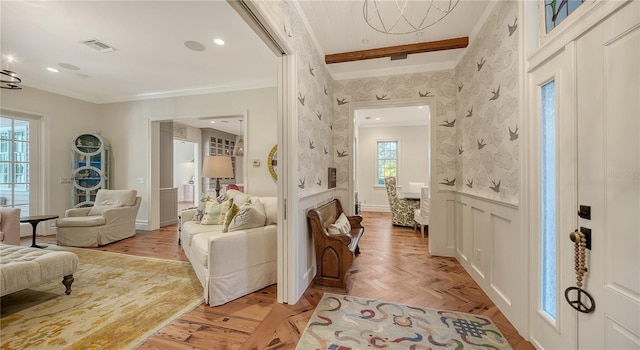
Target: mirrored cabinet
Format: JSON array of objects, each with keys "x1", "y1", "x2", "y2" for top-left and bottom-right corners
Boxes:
[{"x1": 72, "y1": 133, "x2": 109, "y2": 207}]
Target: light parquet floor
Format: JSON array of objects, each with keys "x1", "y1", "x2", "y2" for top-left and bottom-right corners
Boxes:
[{"x1": 27, "y1": 211, "x2": 533, "y2": 349}]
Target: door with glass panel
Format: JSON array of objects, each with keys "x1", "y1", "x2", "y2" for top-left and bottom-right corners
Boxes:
[
  {"x1": 0, "y1": 116, "x2": 32, "y2": 216},
  {"x1": 530, "y1": 2, "x2": 640, "y2": 348}
]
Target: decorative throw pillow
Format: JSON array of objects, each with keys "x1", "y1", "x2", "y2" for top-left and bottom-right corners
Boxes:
[
  {"x1": 215, "y1": 193, "x2": 228, "y2": 203},
  {"x1": 200, "y1": 198, "x2": 233, "y2": 225},
  {"x1": 228, "y1": 198, "x2": 267, "y2": 232},
  {"x1": 222, "y1": 202, "x2": 241, "y2": 232},
  {"x1": 194, "y1": 193, "x2": 215, "y2": 223},
  {"x1": 328, "y1": 213, "x2": 351, "y2": 235},
  {"x1": 88, "y1": 203, "x2": 123, "y2": 216}
]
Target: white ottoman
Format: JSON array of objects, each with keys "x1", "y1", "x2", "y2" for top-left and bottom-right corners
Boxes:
[{"x1": 0, "y1": 243, "x2": 79, "y2": 296}]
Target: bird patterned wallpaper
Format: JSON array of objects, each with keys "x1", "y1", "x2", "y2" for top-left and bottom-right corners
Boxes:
[
  {"x1": 455, "y1": 0, "x2": 520, "y2": 203},
  {"x1": 332, "y1": 71, "x2": 458, "y2": 191},
  {"x1": 250, "y1": 0, "x2": 520, "y2": 202},
  {"x1": 250, "y1": 0, "x2": 336, "y2": 196}
]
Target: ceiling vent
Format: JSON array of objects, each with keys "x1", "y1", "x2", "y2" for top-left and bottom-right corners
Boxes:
[{"x1": 81, "y1": 39, "x2": 116, "y2": 53}]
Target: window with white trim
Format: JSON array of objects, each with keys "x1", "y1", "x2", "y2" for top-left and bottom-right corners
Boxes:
[
  {"x1": 376, "y1": 140, "x2": 398, "y2": 185},
  {"x1": 0, "y1": 116, "x2": 33, "y2": 215}
]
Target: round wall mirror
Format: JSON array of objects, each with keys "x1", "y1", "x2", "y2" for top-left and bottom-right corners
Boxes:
[{"x1": 268, "y1": 145, "x2": 277, "y2": 181}]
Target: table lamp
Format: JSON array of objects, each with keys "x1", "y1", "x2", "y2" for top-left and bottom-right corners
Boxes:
[{"x1": 202, "y1": 156, "x2": 233, "y2": 197}]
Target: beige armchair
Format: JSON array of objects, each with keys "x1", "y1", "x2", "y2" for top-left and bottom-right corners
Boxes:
[
  {"x1": 56, "y1": 190, "x2": 141, "y2": 247},
  {"x1": 0, "y1": 207, "x2": 21, "y2": 245},
  {"x1": 384, "y1": 177, "x2": 420, "y2": 227}
]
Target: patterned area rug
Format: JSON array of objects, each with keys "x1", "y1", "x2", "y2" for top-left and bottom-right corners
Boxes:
[
  {"x1": 1, "y1": 247, "x2": 203, "y2": 350},
  {"x1": 297, "y1": 293, "x2": 512, "y2": 350}
]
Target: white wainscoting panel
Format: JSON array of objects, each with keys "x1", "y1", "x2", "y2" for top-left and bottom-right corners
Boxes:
[
  {"x1": 455, "y1": 193, "x2": 523, "y2": 332},
  {"x1": 471, "y1": 207, "x2": 486, "y2": 279},
  {"x1": 490, "y1": 214, "x2": 515, "y2": 306},
  {"x1": 456, "y1": 202, "x2": 469, "y2": 263},
  {"x1": 430, "y1": 190, "x2": 456, "y2": 257}
]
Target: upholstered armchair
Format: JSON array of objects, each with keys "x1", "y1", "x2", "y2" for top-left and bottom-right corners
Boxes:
[
  {"x1": 414, "y1": 187, "x2": 430, "y2": 238},
  {"x1": 384, "y1": 177, "x2": 420, "y2": 227},
  {"x1": 0, "y1": 207, "x2": 21, "y2": 245},
  {"x1": 56, "y1": 189, "x2": 141, "y2": 247}
]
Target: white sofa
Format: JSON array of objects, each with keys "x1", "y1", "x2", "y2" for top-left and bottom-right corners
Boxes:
[{"x1": 180, "y1": 190, "x2": 277, "y2": 306}]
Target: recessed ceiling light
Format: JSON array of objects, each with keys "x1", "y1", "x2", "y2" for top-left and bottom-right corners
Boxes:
[
  {"x1": 47, "y1": 67, "x2": 59, "y2": 73},
  {"x1": 418, "y1": 106, "x2": 424, "y2": 109},
  {"x1": 375, "y1": 117, "x2": 381, "y2": 121},
  {"x1": 214, "y1": 38, "x2": 225, "y2": 46},
  {"x1": 210, "y1": 121, "x2": 216, "y2": 124}
]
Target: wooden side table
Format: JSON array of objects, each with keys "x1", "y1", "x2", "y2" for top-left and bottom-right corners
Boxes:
[{"x1": 20, "y1": 214, "x2": 59, "y2": 248}]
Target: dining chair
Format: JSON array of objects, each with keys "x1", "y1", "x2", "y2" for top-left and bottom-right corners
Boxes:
[
  {"x1": 384, "y1": 177, "x2": 420, "y2": 227},
  {"x1": 413, "y1": 187, "x2": 430, "y2": 238}
]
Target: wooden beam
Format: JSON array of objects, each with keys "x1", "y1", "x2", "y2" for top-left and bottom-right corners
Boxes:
[{"x1": 325, "y1": 36, "x2": 469, "y2": 64}]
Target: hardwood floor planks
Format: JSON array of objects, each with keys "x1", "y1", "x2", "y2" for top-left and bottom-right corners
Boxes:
[{"x1": 24, "y1": 211, "x2": 533, "y2": 349}]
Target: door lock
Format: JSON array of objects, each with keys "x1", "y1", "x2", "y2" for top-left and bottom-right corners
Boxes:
[{"x1": 578, "y1": 205, "x2": 591, "y2": 220}]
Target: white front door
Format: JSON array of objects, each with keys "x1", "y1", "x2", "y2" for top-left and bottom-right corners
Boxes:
[
  {"x1": 530, "y1": 2, "x2": 640, "y2": 349},
  {"x1": 575, "y1": 2, "x2": 640, "y2": 347}
]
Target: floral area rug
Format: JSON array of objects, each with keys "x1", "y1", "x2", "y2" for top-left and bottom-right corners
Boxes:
[
  {"x1": 297, "y1": 293, "x2": 512, "y2": 350},
  {"x1": 1, "y1": 247, "x2": 203, "y2": 350}
]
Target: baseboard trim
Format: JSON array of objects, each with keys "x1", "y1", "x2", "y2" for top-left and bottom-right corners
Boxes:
[
  {"x1": 361, "y1": 204, "x2": 390, "y2": 212},
  {"x1": 136, "y1": 220, "x2": 150, "y2": 231}
]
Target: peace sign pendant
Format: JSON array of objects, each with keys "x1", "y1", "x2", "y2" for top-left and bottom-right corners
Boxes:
[{"x1": 565, "y1": 286, "x2": 596, "y2": 313}]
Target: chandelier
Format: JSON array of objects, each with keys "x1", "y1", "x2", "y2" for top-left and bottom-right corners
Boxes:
[
  {"x1": 363, "y1": 0, "x2": 459, "y2": 35},
  {"x1": 1, "y1": 56, "x2": 22, "y2": 90},
  {"x1": 232, "y1": 119, "x2": 244, "y2": 157}
]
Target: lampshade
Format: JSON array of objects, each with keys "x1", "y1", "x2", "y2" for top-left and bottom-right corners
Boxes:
[{"x1": 201, "y1": 156, "x2": 233, "y2": 179}]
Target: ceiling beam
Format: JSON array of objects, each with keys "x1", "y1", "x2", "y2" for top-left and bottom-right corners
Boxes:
[{"x1": 325, "y1": 37, "x2": 469, "y2": 64}]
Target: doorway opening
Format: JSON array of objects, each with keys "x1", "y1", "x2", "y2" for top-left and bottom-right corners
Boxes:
[{"x1": 353, "y1": 104, "x2": 431, "y2": 214}]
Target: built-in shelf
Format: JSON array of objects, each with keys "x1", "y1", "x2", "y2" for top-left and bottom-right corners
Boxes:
[{"x1": 72, "y1": 133, "x2": 109, "y2": 207}]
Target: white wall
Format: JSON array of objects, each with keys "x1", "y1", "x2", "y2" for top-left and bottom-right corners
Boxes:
[
  {"x1": 1, "y1": 86, "x2": 276, "y2": 230},
  {"x1": 98, "y1": 87, "x2": 277, "y2": 229},
  {"x1": 357, "y1": 125, "x2": 429, "y2": 211},
  {"x1": 173, "y1": 140, "x2": 195, "y2": 201},
  {"x1": 1, "y1": 86, "x2": 101, "y2": 223}
]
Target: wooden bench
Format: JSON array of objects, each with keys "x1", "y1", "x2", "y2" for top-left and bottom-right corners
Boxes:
[{"x1": 307, "y1": 199, "x2": 364, "y2": 291}]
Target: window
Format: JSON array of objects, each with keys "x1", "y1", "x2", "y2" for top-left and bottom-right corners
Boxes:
[
  {"x1": 377, "y1": 140, "x2": 398, "y2": 185},
  {"x1": 0, "y1": 117, "x2": 31, "y2": 215},
  {"x1": 544, "y1": 0, "x2": 584, "y2": 33},
  {"x1": 540, "y1": 80, "x2": 557, "y2": 319}
]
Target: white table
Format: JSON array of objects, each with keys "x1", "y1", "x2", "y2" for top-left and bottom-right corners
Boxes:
[{"x1": 399, "y1": 192, "x2": 421, "y2": 200}]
